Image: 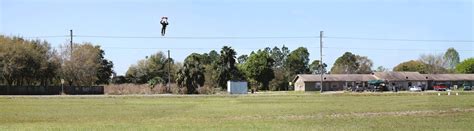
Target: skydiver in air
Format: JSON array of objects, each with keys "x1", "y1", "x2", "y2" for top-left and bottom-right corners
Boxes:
[{"x1": 160, "y1": 17, "x2": 169, "y2": 36}]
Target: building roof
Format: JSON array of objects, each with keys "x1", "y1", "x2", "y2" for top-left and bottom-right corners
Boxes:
[
  {"x1": 426, "y1": 74, "x2": 474, "y2": 81},
  {"x1": 373, "y1": 72, "x2": 427, "y2": 81},
  {"x1": 324, "y1": 74, "x2": 376, "y2": 82},
  {"x1": 293, "y1": 74, "x2": 375, "y2": 82},
  {"x1": 294, "y1": 72, "x2": 474, "y2": 82}
]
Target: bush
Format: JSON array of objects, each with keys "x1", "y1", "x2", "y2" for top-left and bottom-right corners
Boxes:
[
  {"x1": 105, "y1": 83, "x2": 173, "y2": 95},
  {"x1": 111, "y1": 76, "x2": 127, "y2": 84},
  {"x1": 197, "y1": 86, "x2": 214, "y2": 94},
  {"x1": 170, "y1": 84, "x2": 185, "y2": 94},
  {"x1": 147, "y1": 77, "x2": 165, "y2": 89}
]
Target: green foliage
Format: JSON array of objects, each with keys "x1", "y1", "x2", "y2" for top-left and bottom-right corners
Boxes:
[
  {"x1": 285, "y1": 47, "x2": 310, "y2": 77},
  {"x1": 169, "y1": 50, "x2": 220, "y2": 89},
  {"x1": 269, "y1": 68, "x2": 288, "y2": 91},
  {"x1": 241, "y1": 50, "x2": 274, "y2": 90},
  {"x1": 331, "y1": 52, "x2": 373, "y2": 74},
  {"x1": 418, "y1": 53, "x2": 447, "y2": 74},
  {"x1": 444, "y1": 48, "x2": 460, "y2": 70},
  {"x1": 355, "y1": 55, "x2": 373, "y2": 74},
  {"x1": 203, "y1": 64, "x2": 218, "y2": 88},
  {"x1": 208, "y1": 50, "x2": 220, "y2": 64},
  {"x1": 148, "y1": 76, "x2": 165, "y2": 89},
  {"x1": 237, "y1": 55, "x2": 248, "y2": 64},
  {"x1": 0, "y1": 35, "x2": 114, "y2": 86},
  {"x1": 0, "y1": 35, "x2": 60, "y2": 86},
  {"x1": 393, "y1": 60, "x2": 428, "y2": 73},
  {"x1": 394, "y1": 53, "x2": 449, "y2": 74},
  {"x1": 176, "y1": 53, "x2": 206, "y2": 94},
  {"x1": 268, "y1": 45, "x2": 292, "y2": 91},
  {"x1": 309, "y1": 60, "x2": 327, "y2": 74},
  {"x1": 125, "y1": 52, "x2": 173, "y2": 84},
  {"x1": 184, "y1": 50, "x2": 220, "y2": 89},
  {"x1": 331, "y1": 52, "x2": 359, "y2": 74},
  {"x1": 270, "y1": 45, "x2": 289, "y2": 68},
  {"x1": 456, "y1": 58, "x2": 474, "y2": 73},
  {"x1": 60, "y1": 43, "x2": 103, "y2": 86},
  {"x1": 375, "y1": 66, "x2": 390, "y2": 72},
  {"x1": 216, "y1": 46, "x2": 244, "y2": 89},
  {"x1": 111, "y1": 75, "x2": 127, "y2": 84},
  {"x1": 95, "y1": 48, "x2": 114, "y2": 85}
]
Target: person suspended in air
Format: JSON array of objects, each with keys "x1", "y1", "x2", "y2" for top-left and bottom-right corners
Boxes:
[{"x1": 160, "y1": 17, "x2": 169, "y2": 36}]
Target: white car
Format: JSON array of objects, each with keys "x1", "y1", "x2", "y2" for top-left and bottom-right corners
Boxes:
[{"x1": 409, "y1": 86, "x2": 422, "y2": 92}]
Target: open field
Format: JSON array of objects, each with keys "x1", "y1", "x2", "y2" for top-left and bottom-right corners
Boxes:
[{"x1": 1, "y1": 92, "x2": 474, "y2": 130}]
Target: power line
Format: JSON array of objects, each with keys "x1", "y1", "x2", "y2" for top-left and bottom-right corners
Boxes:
[
  {"x1": 49, "y1": 46, "x2": 474, "y2": 52},
  {"x1": 50, "y1": 46, "x2": 266, "y2": 50},
  {"x1": 23, "y1": 35, "x2": 69, "y2": 38},
  {"x1": 74, "y1": 35, "x2": 317, "y2": 39},
  {"x1": 323, "y1": 47, "x2": 474, "y2": 52},
  {"x1": 324, "y1": 36, "x2": 474, "y2": 43},
  {"x1": 22, "y1": 34, "x2": 474, "y2": 43},
  {"x1": 106, "y1": 47, "x2": 262, "y2": 50}
]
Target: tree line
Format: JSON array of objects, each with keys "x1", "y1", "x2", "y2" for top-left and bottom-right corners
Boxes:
[
  {"x1": 392, "y1": 48, "x2": 472, "y2": 74},
  {"x1": 0, "y1": 35, "x2": 114, "y2": 86},
  {"x1": 2, "y1": 35, "x2": 473, "y2": 94},
  {"x1": 121, "y1": 46, "x2": 316, "y2": 93},
  {"x1": 330, "y1": 48, "x2": 473, "y2": 74},
  {"x1": 120, "y1": 46, "x2": 472, "y2": 94}
]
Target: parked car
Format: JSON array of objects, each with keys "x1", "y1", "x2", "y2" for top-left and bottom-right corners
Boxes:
[
  {"x1": 409, "y1": 85, "x2": 422, "y2": 92},
  {"x1": 368, "y1": 79, "x2": 385, "y2": 92},
  {"x1": 433, "y1": 83, "x2": 448, "y2": 91},
  {"x1": 354, "y1": 85, "x2": 365, "y2": 92},
  {"x1": 464, "y1": 83, "x2": 472, "y2": 91}
]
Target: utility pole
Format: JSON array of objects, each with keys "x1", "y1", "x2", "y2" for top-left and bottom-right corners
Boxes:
[
  {"x1": 70, "y1": 30, "x2": 73, "y2": 53},
  {"x1": 320, "y1": 31, "x2": 323, "y2": 93},
  {"x1": 168, "y1": 50, "x2": 171, "y2": 92}
]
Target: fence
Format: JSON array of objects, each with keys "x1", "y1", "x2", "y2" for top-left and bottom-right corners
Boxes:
[{"x1": 0, "y1": 86, "x2": 104, "y2": 95}]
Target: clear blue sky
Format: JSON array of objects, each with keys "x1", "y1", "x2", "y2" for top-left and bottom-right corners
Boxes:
[{"x1": 1, "y1": 0, "x2": 473, "y2": 75}]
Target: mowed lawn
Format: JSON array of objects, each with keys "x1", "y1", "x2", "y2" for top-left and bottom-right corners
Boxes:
[{"x1": 1, "y1": 92, "x2": 473, "y2": 130}]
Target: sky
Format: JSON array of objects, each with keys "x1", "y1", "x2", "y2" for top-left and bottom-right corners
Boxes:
[{"x1": 1, "y1": 0, "x2": 473, "y2": 75}]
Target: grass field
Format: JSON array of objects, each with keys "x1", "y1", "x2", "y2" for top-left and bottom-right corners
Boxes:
[{"x1": 1, "y1": 92, "x2": 473, "y2": 130}]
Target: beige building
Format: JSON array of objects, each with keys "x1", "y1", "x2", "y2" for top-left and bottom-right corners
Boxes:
[
  {"x1": 373, "y1": 72, "x2": 428, "y2": 91},
  {"x1": 293, "y1": 74, "x2": 375, "y2": 91},
  {"x1": 427, "y1": 74, "x2": 474, "y2": 90},
  {"x1": 293, "y1": 72, "x2": 474, "y2": 91}
]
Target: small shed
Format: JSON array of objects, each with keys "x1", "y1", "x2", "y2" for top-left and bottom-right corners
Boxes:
[{"x1": 227, "y1": 81, "x2": 248, "y2": 94}]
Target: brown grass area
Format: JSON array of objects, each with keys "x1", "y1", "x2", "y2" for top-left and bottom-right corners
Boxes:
[
  {"x1": 105, "y1": 84, "x2": 172, "y2": 95},
  {"x1": 104, "y1": 84, "x2": 216, "y2": 95}
]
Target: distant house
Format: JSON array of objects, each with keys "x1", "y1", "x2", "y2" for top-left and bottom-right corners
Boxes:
[{"x1": 293, "y1": 72, "x2": 474, "y2": 91}]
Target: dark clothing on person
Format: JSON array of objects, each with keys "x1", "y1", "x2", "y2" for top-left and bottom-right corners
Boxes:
[{"x1": 160, "y1": 19, "x2": 168, "y2": 36}]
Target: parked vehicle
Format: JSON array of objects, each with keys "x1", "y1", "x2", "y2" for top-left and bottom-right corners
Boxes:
[
  {"x1": 464, "y1": 83, "x2": 472, "y2": 91},
  {"x1": 433, "y1": 83, "x2": 448, "y2": 91},
  {"x1": 368, "y1": 79, "x2": 385, "y2": 92},
  {"x1": 409, "y1": 85, "x2": 422, "y2": 92}
]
